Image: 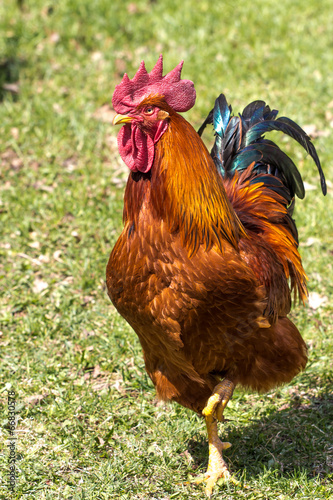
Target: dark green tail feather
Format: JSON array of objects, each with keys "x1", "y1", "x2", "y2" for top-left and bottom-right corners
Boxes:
[{"x1": 198, "y1": 94, "x2": 327, "y2": 198}]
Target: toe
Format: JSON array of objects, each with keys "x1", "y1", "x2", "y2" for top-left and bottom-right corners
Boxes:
[{"x1": 202, "y1": 393, "x2": 221, "y2": 418}]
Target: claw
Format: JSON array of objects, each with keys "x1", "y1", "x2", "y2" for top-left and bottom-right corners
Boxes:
[
  {"x1": 202, "y1": 393, "x2": 221, "y2": 417},
  {"x1": 216, "y1": 399, "x2": 228, "y2": 422},
  {"x1": 196, "y1": 466, "x2": 240, "y2": 497},
  {"x1": 203, "y1": 379, "x2": 235, "y2": 422}
]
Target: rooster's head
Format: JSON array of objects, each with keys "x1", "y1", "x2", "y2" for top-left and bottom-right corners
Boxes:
[{"x1": 112, "y1": 55, "x2": 196, "y2": 173}]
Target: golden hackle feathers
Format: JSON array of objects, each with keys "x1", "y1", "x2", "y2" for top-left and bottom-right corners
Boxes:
[{"x1": 124, "y1": 101, "x2": 246, "y2": 257}]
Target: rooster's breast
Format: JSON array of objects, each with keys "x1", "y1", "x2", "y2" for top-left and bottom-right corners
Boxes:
[
  {"x1": 106, "y1": 216, "x2": 267, "y2": 377},
  {"x1": 106, "y1": 220, "x2": 175, "y2": 332}
]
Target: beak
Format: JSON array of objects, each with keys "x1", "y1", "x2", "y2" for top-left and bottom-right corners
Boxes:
[{"x1": 112, "y1": 114, "x2": 133, "y2": 125}]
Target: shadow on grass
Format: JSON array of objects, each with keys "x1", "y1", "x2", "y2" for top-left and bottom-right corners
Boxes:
[
  {"x1": 0, "y1": 55, "x2": 23, "y2": 101},
  {"x1": 187, "y1": 389, "x2": 333, "y2": 483},
  {"x1": 0, "y1": 17, "x2": 27, "y2": 102}
]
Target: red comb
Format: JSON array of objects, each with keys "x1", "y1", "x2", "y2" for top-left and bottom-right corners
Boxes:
[{"x1": 112, "y1": 55, "x2": 196, "y2": 114}]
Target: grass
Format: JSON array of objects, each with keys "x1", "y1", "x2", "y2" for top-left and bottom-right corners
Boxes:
[{"x1": 0, "y1": 0, "x2": 332, "y2": 498}]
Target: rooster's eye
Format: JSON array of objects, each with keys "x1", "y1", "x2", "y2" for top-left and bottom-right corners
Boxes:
[{"x1": 144, "y1": 106, "x2": 155, "y2": 115}]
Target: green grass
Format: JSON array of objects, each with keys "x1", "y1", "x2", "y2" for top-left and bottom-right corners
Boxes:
[{"x1": 0, "y1": 0, "x2": 332, "y2": 498}]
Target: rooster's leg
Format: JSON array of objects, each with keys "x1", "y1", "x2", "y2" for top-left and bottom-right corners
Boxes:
[{"x1": 196, "y1": 379, "x2": 235, "y2": 497}]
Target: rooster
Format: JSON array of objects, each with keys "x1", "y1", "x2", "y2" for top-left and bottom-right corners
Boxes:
[{"x1": 107, "y1": 55, "x2": 326, "y2": 496}]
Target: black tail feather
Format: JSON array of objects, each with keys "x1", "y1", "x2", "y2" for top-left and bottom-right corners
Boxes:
[{"x1": 198, "y1": 93, "x2": 327, "y2": 198}]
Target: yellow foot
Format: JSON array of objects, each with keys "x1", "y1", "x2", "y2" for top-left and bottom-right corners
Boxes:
[
  {"x1": 203, "y1": 379, "x2": 235, "y2": 422},
  {"x1": 195, "y1": 438, "x2": 232, "y2": 497},
  {"x1": 196, "y1": 471, "x2": 240, "y2": 497},
  {"x1": 197, "y1": 379, "x2": 236, "y2": 496}
]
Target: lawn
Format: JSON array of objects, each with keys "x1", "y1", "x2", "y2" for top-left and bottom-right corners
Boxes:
[{"x1": 0, "y1": 0, "x2": 332, "y2": 499}]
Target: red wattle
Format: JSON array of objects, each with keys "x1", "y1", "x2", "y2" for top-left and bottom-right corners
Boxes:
[
  {"x1": 117, "y1": 121, "x2": 168, "y2": 173},
  {"x1": 117, "y1": 124, "x2": 154, "y2": 173}
]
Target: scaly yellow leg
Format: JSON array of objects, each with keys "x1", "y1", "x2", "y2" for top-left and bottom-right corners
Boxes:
[{"x1": 196, "y1": 379, "x2": 236, "y2": 497}]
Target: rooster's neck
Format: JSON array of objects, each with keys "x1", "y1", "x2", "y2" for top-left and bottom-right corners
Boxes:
[{"x1": 124, "y1": 112, "x2": 245, "y2": 255}]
